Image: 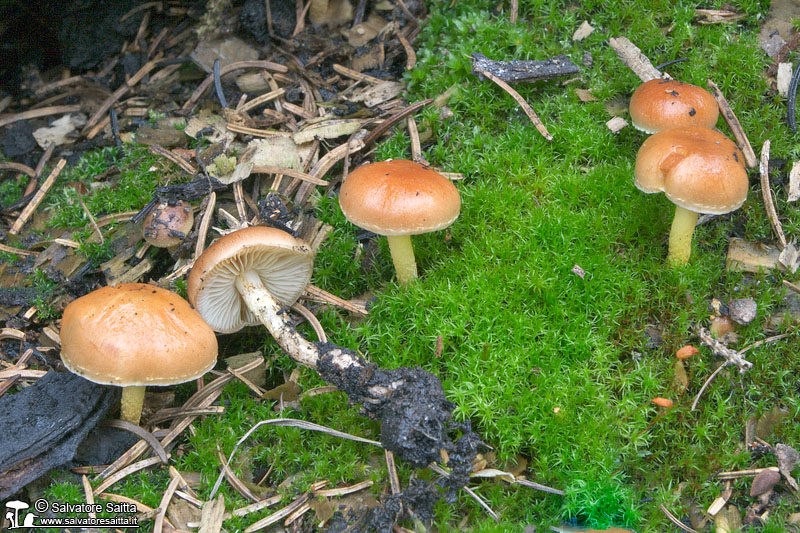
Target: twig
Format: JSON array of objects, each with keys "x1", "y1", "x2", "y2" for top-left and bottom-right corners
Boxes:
[
  {"x1": 0, "y1": 162, "x2": 36, "y2": 178},
  {"x1": 607, "y1": 37, "x2": 663, "y2": 82},
  {"x1": 291, "y1": 302, "x2": 327, "y2": 342},
  {"x1": 690, "y1": 361, "x2": 729, "y2": 411},
  {"x1": 397, "y1": 33, "x2": 416, "y2": 70},
  {"x1": 303, "y1": 284, "x2": 369, "y2": 315},
  {"x1": 182, "y1": 60, "x2": 289, "y2": 112},
  {"x1": 308, "y1": 139, "x2": 365, "y2": 180},
  {"x1": 216, "y1": 449, "x2": 260, "y2": 502},
  {"x1": 784, "y1": 279, "x2": 800, "y2": 294},
  {"x1": 717, "y1": 466, "x2": 779, "y2": 480},
  {"x1": 231, "y1": 495, "x2": 282, "y2": 517},
  {"x1": 509, "y1": 0, "x2": 518, "y2": 23},
  {"x1": 194, "y1": 191, "x2": 216, "y2": 260},
  {"x1": 78, "y1": 194, "x2": 104, "y2": 243},
  {"x1": 210, "y1": 418, "x2": 382, "y2": 499},
  {"x1": 0, "y1": 243, "x2": 38, "y2": 256},
  {"x1": 244, "y1": 494, "x2": 308, "y2": 532},
  {"x1": 149, "y1": 144, "x2": 197, "y2": 175},
  {"x1": 697, "y1": 327, "x2": 753, "y2": 373},
  {"x1": 147, "y1": 406, "x2": 224, "y2": 426},
  {"x1": 385, "y1": 450, "x2": 401, "y2": 495},
  {"x1": 659, "y1": 504, "x2": 699, "y2": 533},
  {"x1": 473, "y1": 65, "x2": 553, "y2": 140},
  {"x1": 739, "y1": 333, "x2": 790, "y2": 355},
  {"x1": 93, "y1": 456, "x2": 165, "y2": 494},
  {"x1": 707, "y1": 79, "x2": 757, "y2": 168},
  {"x1": 251, "y1": 165, "x2": 328, "y2": 185},
  {"x1": 314, "y1": 480, "x2": 373, "y2": 497},
  {"x1": 407, "y1": 116, "x2": 424, "y2": 162},
  {"x1": 101, "y1": 420, "x2": 169, "y2": 464},
  {"x1": 363, "y1": 99, "x2": 432, "y2": 147},
  {"x1": 153, "y1": 474, "x2": 181, "y2": 533},
  {"x1": 9, "y1": 158, "x2": 66, "y2": 235},
  {"x1": 82, "y1": 475, "x2": 96, "y2": 519},
  {"x1": 759, "y1": 140, "x2": 787, "y2": 249},
  {"x1": 0, "y1": 104, "x2": 83, "y2": 128},
  {"x1": 654, "y1": 57, "x2": 688, "y2": 70},
  {"x1": 788, "y1": 57, "x2": 800, "y2": 132},
  {"x1": 237, "y1": 88, "x2": 286, "y2": 113},
  {"x1": 213, "y1": 59, "x2": 227, "y2": 108},
  {"x1": 332, "y1": 63, "x2": 383, "y2": 84}
]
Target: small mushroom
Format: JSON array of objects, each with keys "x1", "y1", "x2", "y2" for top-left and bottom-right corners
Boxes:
[
  {"x1": 750, "y1": 468, "x2": 780, "y2": 501},
  {"x1": 629, "y1": 78, "x2": 719, "y2": 133},
  {"x1": 634, "y1": 127, "x2": 748, "y2": 265},
  {"x1": 142, "y1": 200, "x2": 194, "y2": 249},
  {"x1": 339, "y1": 159, "x2": 461, "y2": 284},
  {"x1": 60, "y1": 283, "x2": 218, "y2": 425}
]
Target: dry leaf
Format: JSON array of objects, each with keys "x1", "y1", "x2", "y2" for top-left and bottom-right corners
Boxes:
[
  {"x1": 574, "y1": 88, "x2": 598, "y2": 102},
  {"x1": 572, "y1": 20, "x2": 594, "y2": 41},
  {"x1": 292, "y1": 119, "x2": 364, "y2": 144},
  {"x1": 347, "y1": 81, "x2": 404, "y2": 107}
]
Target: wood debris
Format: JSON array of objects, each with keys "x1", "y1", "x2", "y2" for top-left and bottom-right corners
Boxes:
[{"x1": 608, "y1": 37, "x2": 663, "y2": 82}]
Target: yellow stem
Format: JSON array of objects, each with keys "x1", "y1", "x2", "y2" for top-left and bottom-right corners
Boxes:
[
  {"x1": 667, "y1": 205, "x2": 699, "y2": 266},
  {"x1": 387, "y1": 235, "x2": 417, "y2": 285},
  {"x1": 120, "y1": 385, "x2": 146, "y2": 425}
]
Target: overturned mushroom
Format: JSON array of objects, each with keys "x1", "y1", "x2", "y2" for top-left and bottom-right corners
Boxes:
[{"x1": 188, "y1": 226, "x2": 479, "y2": 470}]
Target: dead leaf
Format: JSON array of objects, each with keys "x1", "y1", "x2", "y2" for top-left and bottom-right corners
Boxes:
[
  {"x1": 262, "y1": 381, "x2": 303, "y2": 402},
  {"x1": 726, "y1": 238, "x2": 783, "y2": 273},
  {"x1": 775, "y1": 443, "x2": 800, "y2": 491},
  {"x1": 292, "y1": 119, "x2": 365, "y2": 144},
  {"x1": 347, "y1": 81, "x2": 404, "y2": 107},
  {"x1": 33, "y1": 114, "x2": 87, "y2": 148},
  {"x1": 574, "y1": 88, "x2": 597, "y2": 102},
  {"x1": 341, "y1": 13, "x2": 388, "y2": 47},
  {"x1": 694, "y1": 9, "x2": 745, "y2": 24},
  {"x1": 778, "y1": 241, "x2": 799, "y2": 273},
  {"x1": 572, "y1": 20, "x2": 594, "y2": 41},
  {"x1": 470, "y1": 468, "x2": 516, "y2": 483},
  {"x1": 754, "y1": 406, "x2": 791, "y2": 440},
  {"x1": 198, "y1": 494, "x2": 225, "y2": 533},
  {"x1": 789, "y1": 161, "x2": 800, "y2": 202}
]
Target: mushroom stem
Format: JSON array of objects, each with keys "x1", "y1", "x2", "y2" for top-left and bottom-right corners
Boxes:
[
  {"x1": 667, "y1": 205, "x2": 699, "y2": 266},
  {"x1": 120, "y1": 386, "x2": 146, "y2": 425},
  {"x1": 236, "y1": 270, "x2": 320, "y2": 368},
  {"x1": 386, "y1": 235, "x2": 417, "y2": 285}
]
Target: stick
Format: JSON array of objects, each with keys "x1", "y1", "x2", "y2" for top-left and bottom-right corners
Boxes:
[
  {"x1": 0, "y1": 105, "x2": 82, "y2": 128},
  {"x1": 407, "y1": 116, "x2": 423, "y2": 162},
  {"x1": 707, "y1": 79, "x2": 758, "y2": 168},
  {"x1": 9, "y1": 159, "x2": 66, "y2": 235},
  {"x1": 473, "y1": 65, "x2": 553, "y2": 140},
  {"x1": 363, "y1": 99, "x2": 432, "y2": 147},
  {"x1": 509, "y1": 0, "x2": 518, "y2": 23},
  {"x1": 607, "y1": 37, "x2": 663, "y2": 82},
  {"x1": 0, "y1": 162, "x2": 36, "y2": 178},
  {"x1": 758, "y1": 140, "x2": 787, "y2": 249},
  {"x1": 697, "y1": 327, "x2": 752, "y2": 373},
  {"x1": 690, "y1": 361, "x2": 729, "y2": 411},
  {"x1": 182, "y1": 60, "x2": 289, "y2": 112},
  {"x1": 251, "y1": 165, "x2": 328, "y2": 185}
]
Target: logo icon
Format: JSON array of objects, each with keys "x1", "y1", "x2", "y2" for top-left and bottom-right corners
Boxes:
[{"x1": 4, "y1": 500, "x2": 37, "y2": 529}]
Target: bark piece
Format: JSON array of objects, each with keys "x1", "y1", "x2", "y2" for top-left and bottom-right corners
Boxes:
[{"x1": 470, "y1": 53, "x2": 579, "y2": 83}]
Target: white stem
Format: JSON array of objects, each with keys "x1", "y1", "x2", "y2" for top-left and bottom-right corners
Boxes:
[{"x1": 235, "y1": 270, "x2": 319, "y2": 368}]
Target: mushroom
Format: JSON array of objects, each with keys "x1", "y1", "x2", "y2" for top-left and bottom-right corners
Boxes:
[
  {"x1": 187, "y1": 225, "x2": 319, "y2": 359},
  {"x1": 338, "y1": 159, "x2": 461, "y2": 285},
  {"x1": 629, "y1": 78, "x2": 719, "y2": 133},
  {"x1": 60, "y1": 283, "x2": 218, "y2": 425},
  {"x1": 634, "y1": 127, "x2": 748, "y2": 265},
  {"x1": 142, "y1": 200, "x2": 194, "y2": 249},
  {"x1": 188, "y1": 226, "x2": 477, "y2": 472}
]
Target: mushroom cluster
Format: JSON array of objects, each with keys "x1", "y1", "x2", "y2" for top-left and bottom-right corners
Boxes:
[{"x1": 629, "y1": 79, "x2": 748, "y2": 265}]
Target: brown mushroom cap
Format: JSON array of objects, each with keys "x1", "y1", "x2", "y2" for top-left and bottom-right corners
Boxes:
[
  {"x1": 750, "y1": 468, "x2": 781, "y2": 497},
  {"x1": 629, "y1": 79, "x2": 719, "y2": 133},
  {"x1": 187, "y1": 226, "x2": 314, "y2": 333},
  {"x1": 339, "y1": 159, "x2": 461, "y2": 236},
  {"x1": 143, "y1": 200, "x2": 194, "y2": 248},
  {"x1": 634, "y1": 127, "x2": 748, "y2": 214},
  {"x1": 60, "y1": 283, "x2": 217, "y2": 386}
]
